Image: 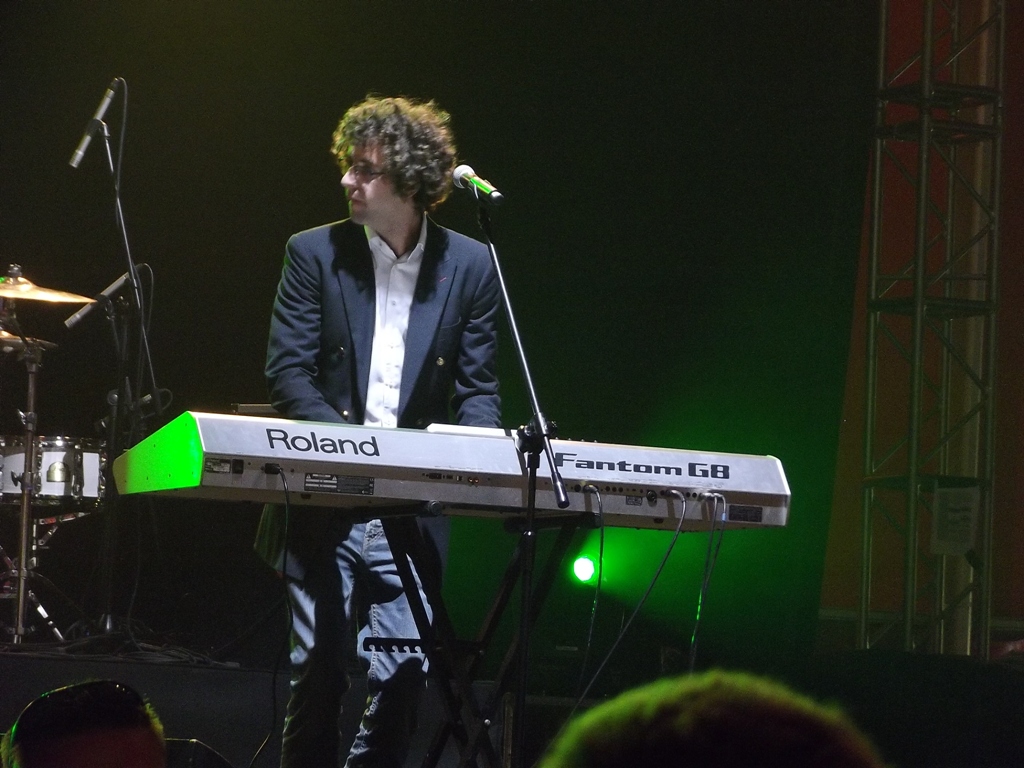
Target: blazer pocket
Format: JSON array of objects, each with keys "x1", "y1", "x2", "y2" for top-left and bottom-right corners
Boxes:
[{"x1": 438, "y1": 315, "x2": 463, "y2": 331}]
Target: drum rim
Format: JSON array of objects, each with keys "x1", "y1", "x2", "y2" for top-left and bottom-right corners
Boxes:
[
  {"x1": 1, "y1": 434, "x2": 108, "y2": 446},
  {"x1": 0, "y1": 436, "x2": 107, "y2": 507}
]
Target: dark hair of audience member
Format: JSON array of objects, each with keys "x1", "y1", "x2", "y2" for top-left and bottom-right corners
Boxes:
[
  {"x1": 538, "y1": 670, "x2": 886, "y2": 768},
  {"x1": 1, "y1": 680, "x2": 166, "y2": 768}
]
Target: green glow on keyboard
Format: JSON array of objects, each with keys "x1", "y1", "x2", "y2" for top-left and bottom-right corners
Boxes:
[{"x1": 114, "y1": 412, "x2": 203, "y2": 494}]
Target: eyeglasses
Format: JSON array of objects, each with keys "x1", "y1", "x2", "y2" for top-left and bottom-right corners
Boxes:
[{"x1": 341, "y1": 162, "x2": 387, "y2": 183}]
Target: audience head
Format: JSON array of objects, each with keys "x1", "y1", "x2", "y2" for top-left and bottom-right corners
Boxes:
[
  {"x1": 538, "y1": 670, "x2": 885, "y2": 768},
  {"x1": 2, "y1": 680, "x2": 166, "y2": 768}
]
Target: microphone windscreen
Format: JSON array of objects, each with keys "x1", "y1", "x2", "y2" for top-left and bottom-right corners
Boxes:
[{"x1": 452, "y1": 164, "x2": 475, "y2": 189}]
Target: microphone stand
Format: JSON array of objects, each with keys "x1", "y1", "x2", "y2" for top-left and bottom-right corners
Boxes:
[
  {"x1": 475, "y1": 201, "x2": 569, "y2": 768},
  {"x1": 98, "y1": 294, "x2": 131, "y2": 633},
  {"x1": 87, "y1": 87, "x2": 165, "y2": 635}
]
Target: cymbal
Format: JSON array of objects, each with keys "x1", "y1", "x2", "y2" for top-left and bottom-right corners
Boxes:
[
  {"x1": 0, "y1": 273, "x2": 94, "y2": 304},
  {"x1": 0, "y1": 329, "x2": 57, "y2": 352}
]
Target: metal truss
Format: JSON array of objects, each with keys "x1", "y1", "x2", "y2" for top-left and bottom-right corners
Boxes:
[{"x1": 859, "y1": 0, "x2": 1004, "y2": 655}]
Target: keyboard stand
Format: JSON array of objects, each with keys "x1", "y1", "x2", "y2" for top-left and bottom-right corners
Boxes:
[{"x1": 381, "y1": 510, "x2": 590, "y2": 768}]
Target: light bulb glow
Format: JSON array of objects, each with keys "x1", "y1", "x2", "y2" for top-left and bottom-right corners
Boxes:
[{"x1": 573, "y1": 556, "x2": 596, "y2": 583}]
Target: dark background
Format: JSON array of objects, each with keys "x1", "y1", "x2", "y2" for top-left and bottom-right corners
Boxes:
[{"x1": 0, "y1": 0, "x2": 877, "y2": 690}]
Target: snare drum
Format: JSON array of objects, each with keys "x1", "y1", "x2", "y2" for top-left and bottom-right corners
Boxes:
[{"x1": 0, "y1": 436, "x2": 106, "y2": 507}]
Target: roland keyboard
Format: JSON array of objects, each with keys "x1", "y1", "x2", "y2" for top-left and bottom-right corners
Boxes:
[{"x1": 112, "y1": 412, "x2": 790, "y2": 532}]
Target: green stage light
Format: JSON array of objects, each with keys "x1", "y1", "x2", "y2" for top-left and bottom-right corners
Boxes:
[{"x1": 573, "y1": 555, "x2": 596, "y2": 583}]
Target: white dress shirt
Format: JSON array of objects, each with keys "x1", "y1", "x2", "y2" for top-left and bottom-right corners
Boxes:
[{"x1": 362, "y1": 216, "x2": 428, "y2": 428}]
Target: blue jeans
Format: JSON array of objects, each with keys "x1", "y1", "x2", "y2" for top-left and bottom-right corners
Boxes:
[{"x1": 280, "y1": 517, "x2": 433, "y2": 768}]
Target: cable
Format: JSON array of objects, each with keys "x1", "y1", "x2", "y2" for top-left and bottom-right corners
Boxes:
[
  {"x1": 113, "y1": 80, "x2": 128, "y2": 203},
  {"x1": 688, "y1": 492, "x2": 726, "y2": 672},
  {"x1": 102, "y1": 79, "x2": 167, "y2": 445},
  {"x1": 249, "y1": 464, "x2": 293, "y2": 768},
  {"x1": 210, "y1": 593, "x2": 287, "y2": 661},
  {"x1": 568, "y1": 488, "x2": 690, "y2": 716},
  {"x1": 137, "y1": 262, "x2": 155, "y2": 338},
  {"x1": 121, "y1": 496, "x2": 147, "y2": 652},
  {"x1": 113, "y1": 79, "x2": 148, "y2": 441},
  {"x1": 574, "y1": 484, "x2": 604, "y2": 700}
]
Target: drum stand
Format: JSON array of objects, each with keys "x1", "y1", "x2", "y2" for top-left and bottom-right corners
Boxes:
[{"x1": 0, "y1": 542, "x2": 64, "y2": 642}]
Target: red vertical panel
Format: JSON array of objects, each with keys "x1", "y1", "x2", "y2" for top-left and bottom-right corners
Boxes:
[
  {"x1": 993, "y1": 0, "x2": 1024, "y2": 622},
  {"x1": 822, "y1": 0, "x2": 1024, "y2": 634}
]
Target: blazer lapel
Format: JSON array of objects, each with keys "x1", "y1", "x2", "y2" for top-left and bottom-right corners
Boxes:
[
  {"x1": 399, "y1": 219, "x2": 456, "y2": 417},
  {"x1": 333, "y1": 223, "x2": 376, "y2": 416}
]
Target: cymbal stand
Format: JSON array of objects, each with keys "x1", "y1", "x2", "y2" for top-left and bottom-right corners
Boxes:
[
  {"x1": 13, "y1": 338, "x2": 42, "y2": 643},
  {"x1": 0, "y1": 296, "x2": 58, "y2": 642}
]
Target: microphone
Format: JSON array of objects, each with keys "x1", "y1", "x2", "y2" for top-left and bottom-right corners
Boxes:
[
  {"x1": 69, "y1": 79, "x2": 120, "y2": 169},
  {"x1": 63, "y1": 270, "x2": 131, "y2": 330},
  {"x1": 453, "y1": 164, "x2": 504, "y2": 205}
]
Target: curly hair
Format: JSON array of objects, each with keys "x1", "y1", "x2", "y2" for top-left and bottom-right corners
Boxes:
[{"x1": 331, "y1": 95, "x2": 457, "y2": 213}]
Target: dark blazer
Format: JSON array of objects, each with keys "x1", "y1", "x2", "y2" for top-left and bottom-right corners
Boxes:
[{"x1": 255, "y1": 217, "x2": 502, "y2": 570}]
